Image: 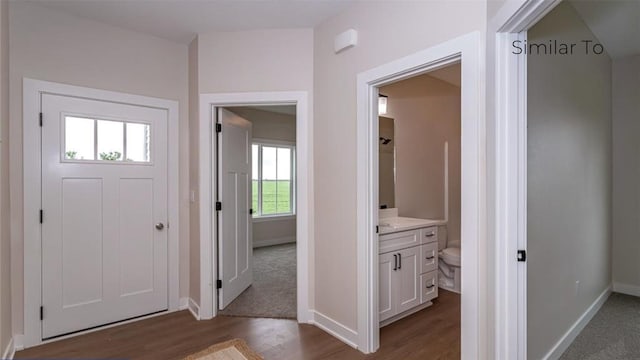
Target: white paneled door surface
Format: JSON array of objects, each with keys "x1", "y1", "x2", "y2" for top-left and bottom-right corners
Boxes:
[
  {"x1": 217, "y1": 108, "x2": 253, "y2": 309},
  {"x1": 41, "y1": 94, "x2": 168, "y2": 339}
]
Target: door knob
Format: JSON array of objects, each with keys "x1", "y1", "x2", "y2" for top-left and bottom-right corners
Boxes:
[{"x1": 155, "y1": 223, "x2": 165, "y2": 230}]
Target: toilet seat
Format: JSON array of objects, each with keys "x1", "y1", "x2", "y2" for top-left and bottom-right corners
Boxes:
[{"x1": 441, "y1": 247, "x2": 461, "y2": 267}]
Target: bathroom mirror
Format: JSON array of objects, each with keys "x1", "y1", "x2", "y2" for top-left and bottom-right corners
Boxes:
[{"x1": 379, "y1": 116, "x2": 395, "y2": 209}]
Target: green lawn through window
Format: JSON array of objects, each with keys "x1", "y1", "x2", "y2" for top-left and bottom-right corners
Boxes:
[{"x1": 253, "y1": 180, "x2": 291, "y2": 216}]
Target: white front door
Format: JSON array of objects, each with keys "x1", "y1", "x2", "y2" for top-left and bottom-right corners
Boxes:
[
  {"x1": 41, "y1": 93, "x2": 168, "y2": 339},
  {"x1": 217, "y1": 108, "x2": 253, "y2": 309}
]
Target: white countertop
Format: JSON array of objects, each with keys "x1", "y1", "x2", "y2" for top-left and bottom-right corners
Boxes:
[{"x1": 379, "y1": 216, "x2": 446, "y2": 235}]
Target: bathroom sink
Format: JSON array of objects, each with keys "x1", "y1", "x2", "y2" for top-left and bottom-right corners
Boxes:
[{"x1": 378, "y1": 216, "x2": 445, "y2": 234}]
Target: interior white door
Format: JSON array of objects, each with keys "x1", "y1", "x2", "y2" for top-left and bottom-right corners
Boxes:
[
  {"x1": 217, "y1": 108, "x2": 253, "y2": 309},
  {"x1": 41, "y1": 93, "x2": 168, "y2": 339}
]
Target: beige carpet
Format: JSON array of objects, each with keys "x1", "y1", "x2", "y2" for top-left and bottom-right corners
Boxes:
[
  {"x1": 560, "y1": 292, "x2": 640, "y2": 359},
  {"x1": 219, "y1": 243, "x2": 296, "y2": 319},
  {"x1": 183, "y1": 339, "x2": 263, "y2": 360}
]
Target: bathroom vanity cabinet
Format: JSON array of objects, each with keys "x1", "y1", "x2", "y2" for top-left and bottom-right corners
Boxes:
[{"x1": 379, "y1": 226, "x2": 439, "y2": 326}]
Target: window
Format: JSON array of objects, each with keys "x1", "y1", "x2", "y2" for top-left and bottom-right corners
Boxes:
[
  {"x1": 64, "y1": 115, "x2": 151, "y2": 163},
  {"x1": 252, "y1": 142, "x2": 295, "y2": 218}
]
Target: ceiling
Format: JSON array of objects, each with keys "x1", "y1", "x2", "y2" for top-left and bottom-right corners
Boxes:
[
  {"x1": 569, "y1": 0, "x2": 640, "y2": 59},
  {"x1": 22, "y1": 0, "x2": 355, "y2": 44},
  {"x1": 427, "y1": 63, "x2": 461, "y2": 87}
]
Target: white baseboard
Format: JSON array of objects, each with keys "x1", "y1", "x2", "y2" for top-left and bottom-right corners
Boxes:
[
  {"x1": 310, "y1": 310, "x2": 358, "y2": 350},
  {"x1": 543, "y1": 285, "x2": 612, "y2": 360},
  {"x1": 12, "y1": 335, "x2": 23, "y2": 351},
  {"x1": 253, "y1": 236, "x2": 296, "y2": 248},
  {"x1": 613, "y1": 282, "x2": 640, "y2": 297},
  {"x1": 188, "y1": 298, "x2": 201, "y2": 320},
  {"x1": 179, "y1": 297, "x2": 189, "y2": 310},
  {"x1": 2, "y1": 337, "x2": 15, "y2": 359}
]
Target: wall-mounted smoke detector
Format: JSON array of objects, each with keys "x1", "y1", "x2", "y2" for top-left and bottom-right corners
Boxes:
[{"x1": 334, "y1": 29, "x2": 358, "y2": 54}]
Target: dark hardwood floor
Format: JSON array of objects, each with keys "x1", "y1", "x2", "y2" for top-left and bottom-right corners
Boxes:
[{"x1": 16, "y1": 290, "x2": 460, "y2": 360}]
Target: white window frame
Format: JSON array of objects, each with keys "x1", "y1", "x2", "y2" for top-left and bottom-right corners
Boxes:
[
  {"x1": 62, "y1": 113, "x2": 153, "y2": 165},
  {"x1": 251, "y1": 139, "x2": 296, "y2": 220}
]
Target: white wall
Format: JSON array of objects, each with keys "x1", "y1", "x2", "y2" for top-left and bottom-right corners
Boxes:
[
  {"x1": 612, "y1": 55, "x2": 640, "y2": 292},
  {"x1": 192, "y1": 28, "x2": 314, "y2": 308},
  {"x1": 227, "y1": 107, "x2": 297, "y2": 248},
  {"x1": 380, "y1": 72, "x2": 461, "y2": 244},
  {"x1": 0, "y1": 0, "x2": 11, "y2": 354},
  {"x1": 313, "y1": 0, "x2": 485, "y2": 334},
  {"x1": 8, "y1": 2, "x2": 190, "y2": 335},
  {"x1": 527, "y1": 3, "x2": 612, "y2": 359}
]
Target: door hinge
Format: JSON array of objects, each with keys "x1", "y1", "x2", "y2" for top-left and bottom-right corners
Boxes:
[
  {"x1": 216, "y1": 123, "x2": 222, "y2": 133},
  {"x1": 376, "y1": 225, "x2": 379, "y2": 234},
  {"x1": 215, "y1": 202, "x2": 222, "y2": 211},
  {"x1": 216, "y1": 280, "x2": 222, "y2": 289},
  {"x1": 40, "y1": 306, "x2": 44, "y2": 320},
  {"x1": 517, "y1": 250, "x2": 527, "y2": 262},
  {"x1": 39, "y1": 209, "x2": 44, "y2": 224},
  {"x1": 39, "y1": 112, "x2": 43, "y2": 127}
]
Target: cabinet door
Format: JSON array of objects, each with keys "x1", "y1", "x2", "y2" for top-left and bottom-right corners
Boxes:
[
  {"x1": 420, "y1": 242, "x2": 438, "y2": 274},
  {"x1": 379, "y1": 252, "x2": 396, "y2": 322},
  {"x1": 379, "y1": 229, "x2": 420, "y2": 254},
  {"x1": 420, "y1": 270, "x2": 439, "y2": 304},
  {"x1": 396, "y1": 246, "x2": 421, "y2": 314}
]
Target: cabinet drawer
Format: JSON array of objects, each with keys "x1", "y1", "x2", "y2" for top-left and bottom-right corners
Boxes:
[
  {"x1": 420, "y1": 226, "x2": 438, "y2": 244},
  {"x1": 420, "y1": 271, "x2": 438, "y2": 304},
  {"x1": 420, "y1": 242, "x2": 438, "y2": 274},
  {"x1": 379, "y1": 229, "x2": 420, "y2": 254}
]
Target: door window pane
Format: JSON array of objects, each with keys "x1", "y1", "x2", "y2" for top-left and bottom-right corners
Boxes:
[
  {"x1": 97, "y1": 120, "x2": 124, "y2": 161},
  {"x1": 65, "y1": 116, "x2": 95, "y2": 160},
  {"x1": 126, "y1": 123, "x2": 151, "y2": 162}
]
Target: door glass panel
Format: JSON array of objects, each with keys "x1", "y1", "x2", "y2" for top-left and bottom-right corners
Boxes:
[
  {"x1": 125, "y1": 123, "x2": 151, "y2": 162},
  {"x1": 97, "y1": 120, "x2": 124, "y2": 161},
  {"x1": 65, "y1": 116, "x2": 95, "y2": 160}
]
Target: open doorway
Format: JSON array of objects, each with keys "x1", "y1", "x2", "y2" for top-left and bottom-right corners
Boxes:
[
  {"x1": 217, "y1": 105, "x2": 298, "y2": 319},
  {"x1": 197, "y1": 91, "x2": 311, "y2": 324},
  {"x1": 376, "y1": 63, "x2": 462, "y2": 351},
  {"x1": 356, "y1": 32, "x2": 482, "y2": 355}
]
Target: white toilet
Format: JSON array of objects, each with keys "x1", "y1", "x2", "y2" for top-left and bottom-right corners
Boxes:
[{"x1": 438, "y1": 232, "x2": 461, "y2": 293}]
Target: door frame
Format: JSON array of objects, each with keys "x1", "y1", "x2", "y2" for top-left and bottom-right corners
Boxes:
[
  {"x1": 491, "y1": 0, "x2": 562, "y2": 358},
  {"x1": 356, "y1": 32, "x2": 483, "y2": 355},
  {"x1": 22, "y1": 78, "x2": 180, "y2": 348},
  {"x1": 198, "y1": 91, "x2": 312, "y2": 323}
]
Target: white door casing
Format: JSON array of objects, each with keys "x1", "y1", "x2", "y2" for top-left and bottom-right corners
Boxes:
[
  {"x1": 41, "y1": 94, "x2": 168, "y2": 338},
  {"x1": 217, "y1": 108, "x2": 253, "y2": 309},
  {"x1": 356, "y1": 32, "x2": 483, "y2": 355},
  {"x1": 197, "y1": 92, "x2": 311, "y2": 323},
  {"x1": 22, "y1": 79, "x2": 180, "y2": 348}
]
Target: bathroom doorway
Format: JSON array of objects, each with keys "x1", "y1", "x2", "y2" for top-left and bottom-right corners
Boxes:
[
  {"x1": 356, "y1": 33, "x2": 483, "y2": 355},
  {"x1": 376, "y1": 63, "x2": 461, "y2": 343}
]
